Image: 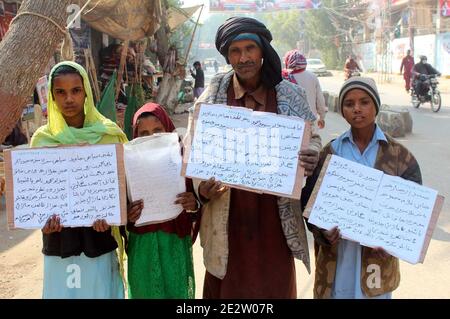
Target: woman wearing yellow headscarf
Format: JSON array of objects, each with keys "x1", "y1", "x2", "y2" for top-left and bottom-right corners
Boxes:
[{"x1": 31, "y1": 61, "x2": 127, "y2": 299}]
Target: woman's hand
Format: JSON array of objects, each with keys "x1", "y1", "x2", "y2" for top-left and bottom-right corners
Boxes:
[
  {"x1": 93, "y1": 219, "x2": 110, "y2": 232},
  {"x1": 128, "y1": 200, "x2": 144, "y2": 223},
  {"x1": 198, "y1": 177, "x2": 228, "y2": 201},
  {"x1": 42, "y1": 215, "x2": 63, "y2": 234},
  {"x1": 175, "y1": 192, "x2": 198, "y2": 212},
  {"x1": 322, "y1": 226, "x2": 340, "y2": 246},
  {"x1": 299, "y1": 149, "x2": 319, "y2": 176}
]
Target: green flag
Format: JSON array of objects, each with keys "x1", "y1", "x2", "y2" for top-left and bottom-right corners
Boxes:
[
  {"x1": 123, "y1": 84, "x2": 145, "y2": 140},
  {"x1": 97, "y1": 71, "x2": 117, "y2": 123}
]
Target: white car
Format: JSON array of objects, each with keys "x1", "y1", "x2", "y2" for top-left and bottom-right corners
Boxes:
[{"x1": 306, "y1": 58, "x2": 330, "y2": 77}]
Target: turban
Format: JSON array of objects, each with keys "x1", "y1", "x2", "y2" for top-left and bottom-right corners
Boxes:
[{"x1": 215, "y1": 17, "x2": 282, "y2": 88}]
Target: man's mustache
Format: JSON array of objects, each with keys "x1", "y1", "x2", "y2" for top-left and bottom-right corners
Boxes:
[{"x1": 237, "y1": 62, "x2": 256, "y2": 67}]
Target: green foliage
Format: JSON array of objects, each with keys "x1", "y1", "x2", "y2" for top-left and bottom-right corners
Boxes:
[
  {"x1": 260, "y1": 11, "x2": 302, "y2": 57},
  {"x1": 264, "y1": 0, "x2": 368, "y2": 69},
  {"x1": 163, "y1": 0, "x2": 196, "y2": 59}
]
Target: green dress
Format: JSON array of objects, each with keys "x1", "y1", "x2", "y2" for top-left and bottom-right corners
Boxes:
[{"x1": 127, "y1": 230, "x2": 195, "y2": 298}]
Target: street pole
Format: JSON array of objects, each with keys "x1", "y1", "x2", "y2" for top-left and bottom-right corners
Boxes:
[
  {"x1": 408, "y1": 0, "x2": 415, "y2": 56},
  {"x1": 435, "y1": 0, "x2": 440, "y2": 68},
  {"x1": 387, "y1": 0, "x2": 392, "y2": 83}
]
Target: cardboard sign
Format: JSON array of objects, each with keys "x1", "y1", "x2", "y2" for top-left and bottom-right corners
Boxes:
[
  {"x1": 4, "y1": 144, "x2": 127, "y2": 229},
  {"x1": 304, "y1": 154, "x2": 444, "y2": 264},
  {"x1": 182, "y1": 103, "x2": 311, "y2": 199}
]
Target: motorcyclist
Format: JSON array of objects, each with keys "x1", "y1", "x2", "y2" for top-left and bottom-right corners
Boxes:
[
  {"x1": 411, "y1": 55, "x2": 441, "y2": 97},
  {"x1": 344, "y1": 55, "x2": 362, "y2": 80}
]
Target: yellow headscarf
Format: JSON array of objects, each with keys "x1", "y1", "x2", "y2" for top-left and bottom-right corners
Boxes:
[
  {"x1": 30, "y1": 61, "x2": 127, "y2": 287},
  {"x1": 30, "y1": 61, "x2": 127, "y2": 147}
]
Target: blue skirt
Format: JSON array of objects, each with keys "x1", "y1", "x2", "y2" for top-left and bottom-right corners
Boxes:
[{"x1": 43, "y1": 251, "x2": 124, "y2": 299}]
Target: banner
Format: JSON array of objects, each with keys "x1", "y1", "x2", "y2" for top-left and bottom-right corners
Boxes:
[
  {"x1": 199, "y1": 42, "x2": 215, "y2": 49},
  {"x1": 209, "y1": 0, "x2": 322, "y2": 13},
  {"x1": 391, "y1": 37, "x2": 411, "y2": 73},
  {"x1": 437, "y1": 33, "x2": 450, "y2": 75},
  {"x1": 0, "y1": 1, "x2": 18, "y2": 41},
  {"x1": 390, "y1": 0, "x2": 408, "y2": 5},
  {"x1": 441, "y1": 0, "x2": 450, "y2": 17},
  {"x1": 69, "y1": 19, "x2": 91, "y2": 67},
  {"x1": 36, "y1": 76, "x2": 48, "y2": 116}
]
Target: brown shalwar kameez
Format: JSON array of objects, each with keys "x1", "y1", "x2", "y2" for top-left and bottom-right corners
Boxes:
[{"x1": 203, "y1": 74, "x2": 297, "y2": 299}]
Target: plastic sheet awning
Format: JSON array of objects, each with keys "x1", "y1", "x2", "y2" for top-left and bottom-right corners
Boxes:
[{"x1": 80, "y1": 0, "x2": 162, "y2": 41}]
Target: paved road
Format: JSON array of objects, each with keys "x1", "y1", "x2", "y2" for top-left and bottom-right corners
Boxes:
[
  {"x1": 191, "y1": 72, "x2": 450, "y2": 299},
  {"x1": 319, "y1": 71, "x2": 450, "y2": 108}
]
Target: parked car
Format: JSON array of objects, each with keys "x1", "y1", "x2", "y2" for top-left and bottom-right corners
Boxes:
[{"x1": 306, "y1": 58, "x2": 331, "y2": 76}]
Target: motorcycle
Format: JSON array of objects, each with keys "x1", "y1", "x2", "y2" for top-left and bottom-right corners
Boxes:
[
  {"x1": 411, "y1": 74, "x2": 441, "y2": 112},
  {"x1": 345, "y1": 69, "x2": 361, "y2": 80}
]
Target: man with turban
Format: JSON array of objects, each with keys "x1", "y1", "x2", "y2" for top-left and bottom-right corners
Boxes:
[{"x1": 186, "y1": 17, "x2": 322, "y2": 298}]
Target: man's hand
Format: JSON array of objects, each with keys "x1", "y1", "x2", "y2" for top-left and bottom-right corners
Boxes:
[
  {"x1": 199, "y1": 177, "x2": 228, "y2": 201},
  {"x1": 299, "y1": 149, "x2": 319, "y2": 176},
  {"x1": 93, "y1": 219, "x2": 110, "y2": 232},
  {"x1": 322, "y1": 226, "x2": 340, "y2": 246},
  {"x1": 128, "y1": 200, "x2": 144, "y2": 223},
  {"x1": 42, "y1": 215, "x2": 63, "y2": 234},
  {"x1": 175, "y1": 192, "x2": 198, "y2": 212}
]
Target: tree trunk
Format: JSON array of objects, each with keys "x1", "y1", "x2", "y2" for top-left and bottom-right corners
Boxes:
[
  {"x1": 155, "y1": 0, "x2": 169, "y2": 67},
  {"x1": 0, "y1": 0, "x2": 71, "y2": 143},
  {"x1": 155, "y1": 1, "x2": 182, "y2": 114},
  {"x1": 155, "y1": 73, "x2": 183, "y2": 114}
]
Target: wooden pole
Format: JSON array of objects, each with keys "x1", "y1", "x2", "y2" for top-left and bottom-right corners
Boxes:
[
  {"x1": 184, "y1": 5, "x2": 204, "y2": 65},
  {"x1": 84, "y1": 48, "x2": 100, "y2": 103},
  {"x1": 115, "y1": 40, "x2": 129, "y2": 102}
]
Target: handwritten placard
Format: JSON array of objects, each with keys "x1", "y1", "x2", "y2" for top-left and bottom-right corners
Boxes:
[
  {"x1": 304, "y1": 155, "x2": 444, "y2": 264},
  {"x1": 124, "y1": 133, "x2": 186, "y2": 226},
  {"x1": 4, "y1": 144, "x2": 127, "y2": 229},
  {"x1": 182, "y1": 104, "x2": 310, "y2": 198}
]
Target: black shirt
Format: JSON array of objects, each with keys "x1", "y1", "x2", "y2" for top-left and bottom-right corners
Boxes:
[
  {"x1": 413, "y1": 63, "x2": 439, "y2": 76},
  {"x1": 42, "y1": 227, "x2": 118, "y2": 258},
  {"x1": 191, "y1": 68, "x2": 205, "y2": 88}
]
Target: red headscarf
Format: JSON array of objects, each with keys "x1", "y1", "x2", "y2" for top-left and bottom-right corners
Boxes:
[
  {"x1": 132, "y1": 103, "x2": 176, "y2": 138},
  {"x1": 282, "y1": 50, "x2": 307, "y2": 84},
  {"x1": 284, "y1": 50, "x2": 307, "y2": 71}
]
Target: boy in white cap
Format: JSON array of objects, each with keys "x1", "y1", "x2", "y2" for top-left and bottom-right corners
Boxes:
[{"x1": 302, "y1": 77, "x2": 423, "y2": 299}]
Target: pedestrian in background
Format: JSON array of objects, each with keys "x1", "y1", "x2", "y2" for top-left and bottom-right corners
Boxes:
[
  {"x1": 190, "y1": 61, "x2": 205, "y2": 99},
  {"x1": 400, "y1": 49, "x2": 414, "y2": 93},
  {"x1": 283, "y1": 50, "x2": 328, "y2": 129}
]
